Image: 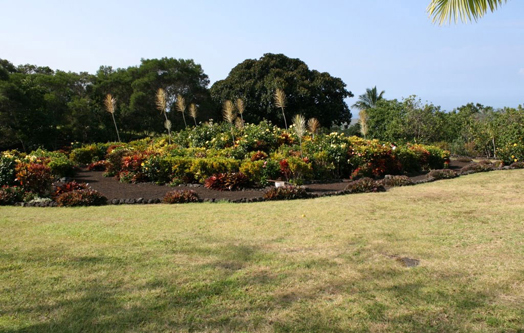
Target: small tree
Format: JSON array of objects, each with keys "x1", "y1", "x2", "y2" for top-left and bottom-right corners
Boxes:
[{"x1": 104, "y1": 94, "x2": 121, "y2": 142}]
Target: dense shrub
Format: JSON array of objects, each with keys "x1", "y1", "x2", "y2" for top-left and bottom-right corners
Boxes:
[
  {"x1": 379, "y1": 175, "x2": 414, "y2": 187},
  {"x1": 460, "y1": 162, "x2": 495, "y2": 174},
  {"x1": 163, "y1": 189, "x2": 200, "y2": 204},
  {"x1": 510, "y1": 161, "x2": 524, "y2": 169},
  {"x1": 15, "y1": 163, "x2": 53, "y2": 196},
  {"x1": 53, "y1": 181, "x2": 88, "y2": 199},
  {"x1": 87, "y1": 160, "x2": 107, "y2": 171},
  {"x1": 0, "y1": 186, "x2": 25, "y2": 205},
  {"x1": 264, "y1": 185, "x2": 309, "y2": 201},
  {"x1": 0, "y1": 155, "x2": 17, "y2": 186},
  {"x1": 48, "y1": 156, "x2": 76, "y2": 178},
  {"x1": 239, "y1": 159, "x2": 280, "y2": 186},
  {"x1": 204, "y1": 172, "x2": 250, "y2": 191},
  {"x1": 104, "y1": 148, "x2": 131, "y2": 177},
  {"x1": 70, "y1": 145, "x2": 102, "y2": 164},
  {"x1": 56, "y1": 189, "x2": 107, "y2": 207},
  {"x1": 345, "y1": 178, "x2": 386, "y2": 194},
  {"x1": 427, "y1": 169, "x2": 458, "y2": 180},
  {"x1": 189, "y1": 158, "x2": 241, "y2": 183}
]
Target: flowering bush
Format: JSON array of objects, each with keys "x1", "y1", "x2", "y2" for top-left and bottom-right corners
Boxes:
[
  {"x1": 0, "y1": 186, "x2": 25, "y2": 205},
  {"x1": 204, "y1": 172, "x2": 250, "y2": 191},
  {"x1": 345, "y1": 178, "x2": 386, "y2": 194},
  {"x1": 87, "y1": 160, "x2": 107, "y2": 171},
  {"x1": 55, "y1": 189, "x2": 107, "y2": 207},
  {"x1": 53, "y1": 181, "x2": 88, "y2": 199},
  {"x1": 15, "y1": 163, "x2": 53, "y2": 196},
  {"x1": 163, "y1": 189, "x2": 200, "y2": 204},
  {"x1": 497, "y1": 142, "x2": 524, "y2": 165},
  {"x1": 264, "y1": 185, "x2": 309, "y2": 200}
]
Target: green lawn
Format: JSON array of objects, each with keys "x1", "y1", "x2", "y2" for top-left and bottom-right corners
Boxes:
[{"x1": 1, "y1": 170, "x2": 524, "y2": 332}]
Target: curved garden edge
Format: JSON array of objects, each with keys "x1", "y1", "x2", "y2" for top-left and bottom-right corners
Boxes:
[{"x1": 12, "y1": 162, "x2": 519, "y2": 207}]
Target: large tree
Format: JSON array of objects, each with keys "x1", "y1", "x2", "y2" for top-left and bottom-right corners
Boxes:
[
  {"x1": 210, "y1": 53, "x2": 353, "y2": 128},
  {"x1": 428, "y1": 0, "x2": 508, "y2": 24},
  {"x1": 351, "y1": 86, "x2": 385, "y2": 111}
]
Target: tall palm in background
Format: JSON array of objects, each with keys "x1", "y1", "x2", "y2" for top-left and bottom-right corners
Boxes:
[
  {"x1": 352, "y1": 86, "x2": 385, "y2": 111},
  {"x1": 427, "y1": 0, "x2": 508, "y2": 24}
]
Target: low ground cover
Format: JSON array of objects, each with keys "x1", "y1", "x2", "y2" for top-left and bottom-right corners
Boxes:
[{"x1": 1, "y1": 170, "x2": 523, "y2": 332}]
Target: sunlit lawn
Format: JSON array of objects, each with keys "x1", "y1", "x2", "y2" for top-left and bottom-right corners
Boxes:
[{"x1": 1, "y1": 170, "x2": 524, "y2": 332}]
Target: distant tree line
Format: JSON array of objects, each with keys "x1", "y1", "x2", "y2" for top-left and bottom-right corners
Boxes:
[{"x1": 0, "y1": 54, "x2": 354, "y2": 152}]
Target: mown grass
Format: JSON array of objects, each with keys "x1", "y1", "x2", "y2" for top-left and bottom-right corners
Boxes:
[{"x1": 1, "y1": 170, "x2": 524, "y2": 332}]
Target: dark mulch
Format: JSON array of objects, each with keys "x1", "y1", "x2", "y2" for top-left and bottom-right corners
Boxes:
[{"x1": 69, "y1": 159, "x2": 473, "y2": 203}]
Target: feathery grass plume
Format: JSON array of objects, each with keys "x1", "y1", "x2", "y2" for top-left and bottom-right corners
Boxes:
[
  {"x1": 235, "y1": 117, "x2": 244, "y2": 129},
  {"x1": 189, "y1": 103, "x2": 198, "y2": 126},
  {"x1": 223, "y1": 100, "x2": 236, "y2": 145},
  {"x1": 359, "y1": 109, "x2": 369, "y2": 139},
  {"x1": 176, "y1": 94, "x2": 188, "y2": 127},
  {"x1": 274, "y1": 88, "x2": 288, "y2": 130},
  {"x1": 235, "y1": 98, "x2": 245, "y2": 123},
  {"x1": 293, "y1": 114, "x2": 306, "y2": 155},
  {"x1": 156, "y1": 88, "x2": 171, "y2": 144},
  {"x1": 307, "y1": 118, "x2": 320, "y2": 139},
  {"x1": 104, "y1": 94, "x2": 121, "y2": 142}
]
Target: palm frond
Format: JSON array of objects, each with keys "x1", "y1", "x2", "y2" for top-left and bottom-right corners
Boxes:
[{"x1": 427, "y1": 0, "x2": 508, "y2": 25}]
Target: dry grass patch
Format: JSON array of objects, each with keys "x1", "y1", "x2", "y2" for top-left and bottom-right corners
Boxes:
[{"x1": 1, "y1": 170, "x2": 524, "y2": 332}]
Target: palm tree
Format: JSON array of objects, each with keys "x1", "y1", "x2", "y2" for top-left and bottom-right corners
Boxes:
[
  {"x1": 427, "y1": 0, "x2": 508, "y2": 25},
  {"x1": 351, "y1": 86, "x2": 385, "y2": 111}
]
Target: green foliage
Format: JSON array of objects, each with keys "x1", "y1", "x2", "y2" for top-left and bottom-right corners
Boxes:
[
  {"x1": 0, "y1": 154, "x2": 17, "y2": 186},
  {"x1": 163, "y1": 189, "x2": 200, "y2": 204},
  {"x1": 189, "y1": 158, "x2": 241, "y2": 183},
  {"x1": 239, "y1": 159, "x2": 280, "y2": 186},
  {"x1": 0, "y1": 185, "x2": 24, "y2": 205},
  {"x1": 55, "y1": 189, "x2": 107, "y2": 207},
  {"x1": 70, "y1": 145, "x2": 106, "y2": 164},
  {"x1": 210, "y1": 53, "x2": 353, "y2": 128},
  {"x1": 204, "y1": 172, "x2": 250, "y2": 191},
  {"x1": 48, "y1": 156, "x2": 76, "y2": 178},
  {"x1": 263, "y1": 185, "x2": 309, "y2": 200}
]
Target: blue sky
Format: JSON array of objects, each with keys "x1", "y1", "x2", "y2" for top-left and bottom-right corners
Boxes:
[{"x1": 1, "y1": 0, "x2": 523, "y2": 113}]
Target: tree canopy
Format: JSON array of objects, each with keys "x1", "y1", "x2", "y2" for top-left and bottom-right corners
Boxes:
[
  {"x1": 210, "y1": 53, "x2": 353, "y2": 128},
  {"x1": 427, "y1": 0, "x2": 508, "y2": 24}
]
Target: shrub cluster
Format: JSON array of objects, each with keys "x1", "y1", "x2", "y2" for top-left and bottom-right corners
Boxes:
[
  {"x1": 427, "y1": 169, "x2": 458, "y2": 180},
  {"x1": 379, "y1": 175, "x2": 414, "y2": 187},
  {"x1": 204, "y1": 172, "x2": 250, "y2": 191},
  {"x1": 163, "y1": 189, "x2": 200, "y2": 204},
  {"x1": 264, "y1": 185, "x2": 309, "y2": 200},
  {"x1": 87, "y1": 160, "x2": 107, "y2": 171},
  {"x1": 0, "y1": 186, "x2": 25, "y2": 205},
  {"x1": 53, "y1": 181, "x2": 88, "y2": 199},
  {"x1": 345, "y1": 178, "x2": 386, "y2": 194},
  {"x1": 15, "y1": 163, "x2": 53, "y2": 196},
  {"x1": 55, "y1": 188, "x2": 107, "y2": 207}
]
